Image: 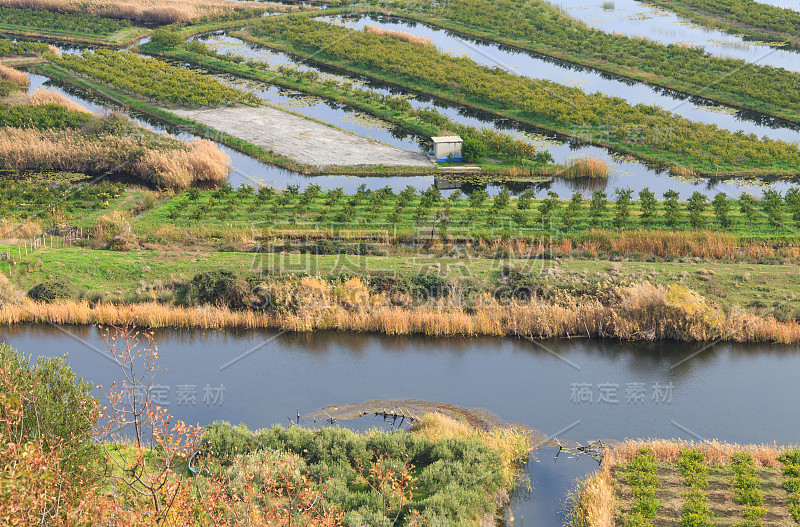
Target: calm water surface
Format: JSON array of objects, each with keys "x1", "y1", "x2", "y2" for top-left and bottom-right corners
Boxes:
[
  {"x1": 2, "y1": 325, "x2": 798, "y2": 526},
  {"x1": 556, "y1": 0, "x2": 800, "y2": 70}
]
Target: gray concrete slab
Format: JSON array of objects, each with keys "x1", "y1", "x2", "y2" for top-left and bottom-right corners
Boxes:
[{"x1": 171, "y1": 105, "x2": 434, "y2": 168}]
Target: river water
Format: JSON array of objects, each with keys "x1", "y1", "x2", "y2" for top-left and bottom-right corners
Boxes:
[
  {"x1": 2, "y1": 325, "x2": 798, "y2": 525},
  {"x1": 556, "y1": 0, "x2": 800, "y2": 71}
]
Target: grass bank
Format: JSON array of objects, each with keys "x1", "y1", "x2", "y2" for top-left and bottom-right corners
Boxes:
[
  {"x1": 0, "y1": 84, "x2": 230, "y2": 188},
  {"x1": 3, "y1": 257, "x2": 800, "y2": 342},
  {"x1": 0, "y1": 25, "x2": 151, "y2": 47}
]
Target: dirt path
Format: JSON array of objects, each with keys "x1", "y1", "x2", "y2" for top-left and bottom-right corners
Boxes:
[{"x1": 171, "y1": 105, "x2": 434, "y2": 168}]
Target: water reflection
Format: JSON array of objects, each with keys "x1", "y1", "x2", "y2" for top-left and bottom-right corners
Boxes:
[{"x1": 554, "y1": 0, "x2": 800, "y2": 70}]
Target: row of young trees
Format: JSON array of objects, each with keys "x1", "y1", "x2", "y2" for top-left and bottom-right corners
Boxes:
[
  {"x1": 0, "y1": 6, "x2": 131, "y2": 36},
  {"x1": 0, "y1": 102, "x2": 93, "y2": 130},
  {"x1": 649, "y1": 0, "x2": 800, "y2": 36},
  {"x1": 407, "y1": 0, "x2": 800, "y2": 118},
  {"x1": 164, "y1": 183, "x2": 800, "y2": 234},
  {"x1": 0, "y1": 37, "x2": 49, "y2": 58},
  {"x1": 247, "y1": 16, "x2": 800, "y2": 173},
  {"x1": 54, "y1": 50, "x2": 260, "y2": 107}
]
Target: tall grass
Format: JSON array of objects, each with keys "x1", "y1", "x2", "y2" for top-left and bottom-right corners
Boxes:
[
  {"x1": 566, "y1": 229, "x2": 800, "y2": 260},
  {"x1": 0, "y1": 0, "x2": 287, "y2": 23},
  {"x1": 608, "y1": 440, "x2": 793, "y2": 468},
  {"x1": 2, "y1": 281, "x2": 800, "y2": 343},
  {"x1": 0, "y1": 60, "x2": 29, "y2": 86},
  {"x1": 364, "y1": 24, "x2": 434, "y2": 47},
  {"x1": 567, "y1": 463, "x2": 615, "y2": 527},
  {"x1": 0, "y1": 128, "x2": 228, "y2": 188},
  {"x1": 561, "y1": 156, "x2": 608, "y2": 178},
  {"x1": 25, "y1": 88, "x2": 92, "y2": 113}
]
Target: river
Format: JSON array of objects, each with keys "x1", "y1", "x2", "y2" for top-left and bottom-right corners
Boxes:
[{"x1": 2, "y1": 325, "x2": 798, "y2": 525}]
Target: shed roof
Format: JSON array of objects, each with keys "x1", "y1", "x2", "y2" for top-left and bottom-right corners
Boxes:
[{"x1": 431, "y1": 136, "x2": 463, "y2": 143}]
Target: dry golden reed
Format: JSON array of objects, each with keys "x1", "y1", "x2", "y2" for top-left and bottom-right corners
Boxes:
[
  {"x1": 0, "y1": 128, "x2": 229, "y2": 188},
  {"x1": 563, "y1": 229, "x2": 800, "y2": 260},
  {"x1": 25, "y1": 89, "x2": 93, "y2": 114},
  {"x1": 364, "y1": 24, "x2": 434, "y2": 47},
  {"x1": 0, "y1": 0, "x2": 290, "y2": 23},
  {"x1": 562, "y1": 156, "x2": 608, "y2": 178},
  {"x1": 0, "y1": 61, "x2": 29, "y2": 87},
  {"x1": 568, "y1": 462, "x2": 615, "y2": 527},
  {"x1": 2, "y1": 281, "x2": 800, "y2": 343},
  {"x1": 607, "y1": 439, "x2": 795, "y2": 468}
]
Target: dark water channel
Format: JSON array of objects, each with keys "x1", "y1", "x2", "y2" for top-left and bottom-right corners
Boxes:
[{"x1": 2, "y1": 325, "x2": 798, "y2": 526}]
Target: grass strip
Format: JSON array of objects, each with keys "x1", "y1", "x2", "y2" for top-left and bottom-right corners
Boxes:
[{"x1": 641, "y1": 0, "x2": 800, "y2": 48}]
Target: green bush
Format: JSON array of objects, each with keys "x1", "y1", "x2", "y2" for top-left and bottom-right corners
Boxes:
[
  {"x1": 461, "y1": 137, "x2": 487, "y2": 163},
  {"x1": 0, "y1": 343, "x2": 100, "y2": 478},
  {"x1": 186, "y1": 270, "x2": 250, "y2": 309},
  {"x1": 27, "y1": 279, "x2": 81, "y2": 302},
  {"x1": 200, "y1": 422, "x2": 509, "y2": 526}
]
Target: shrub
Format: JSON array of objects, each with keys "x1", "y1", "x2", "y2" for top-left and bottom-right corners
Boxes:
[
  {"x1": 27, "y1": 279, "x2": 81, "y2": 302},
  {"x1": 412, "y1": 273, "x2": 450, "y2": 299},
  {"x1": 461, "y1": 137, "x2": 487, "y2": 163},
  {"x1": 0, "y1": 343, "x2": 99, "y2": 475},
  {"x1": 186, "y1": 270, "x2": 250, "y2": 309}
]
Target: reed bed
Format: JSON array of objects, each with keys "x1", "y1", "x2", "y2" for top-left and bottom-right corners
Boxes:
[
  {"x1": 0, "y1": 0, "x2": 284, "y2": 23},
  {"x1": 25, "y1": 88, "x2": 92, "y2": 113},
  {"x1": 567, "y1": 462, "x2": 615, "y2": 527},
  {"x1": 566, "y1": 229, "x2": 800, "y2": 260},
  {"x1": 0, "y1": 128, "x2": 228, "y2": 188},
  {"x1": 608, "y1": 439, "x2": 795, "y2": 468},
  {"x1": 364, "y1": 24, "x2": 434, "y2": 47},
  {"x1": 2, "y1": 281, "x2": 800, "y2": 343},
  {"x1": 0, "y1": 60, "x2": 29, "y2": 86},
  {"x1": 561, "y1": 156, "x2": 608, "y2": 178}
]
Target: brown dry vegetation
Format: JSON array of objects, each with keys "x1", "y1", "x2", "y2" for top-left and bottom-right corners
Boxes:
[
  {"x1": 0, "y1": 60, "x2": 29, "y2": 87},
  {"x1": 364, "y1": 24, "x2": 434, "y2": 47},
  {"x1": 568, "y1": 461, "x2": 615, "y2": 527},
  {"x1": 1, "y1": 281, "x2": 799, "y2": 343},
  {"x1": 24, "y1": 88, "x2": 92, "y2": 113},
  {"x1": 0, "y1": 128, "x2": 229, "y2": 187},
  {"x1": 560, "y1": 230, "x2": 800, "y2": 260},
  {"x1": 0, "y1": 0, "x2": 289, "y2": 23},
  {"x1": 607, "y1": 439, "x2": 792, "y2": 468},
  {"x1": 562, "y1": 156, "x2": 608, "y2": 178}
]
